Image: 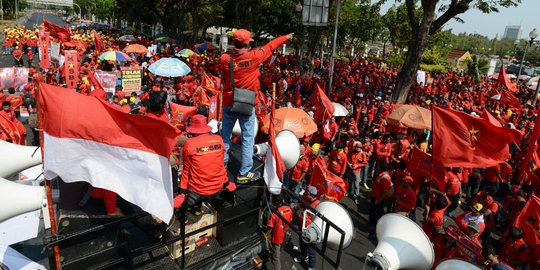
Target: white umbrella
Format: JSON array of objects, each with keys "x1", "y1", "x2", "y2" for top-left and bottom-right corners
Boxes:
[{"x1": 332, "y1": 102, "x2": 349, "y2": 117}]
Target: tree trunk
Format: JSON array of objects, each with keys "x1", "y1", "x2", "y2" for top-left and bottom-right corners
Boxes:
[{"x1": 392, "y1": 3, "x2": 436, "y2": 104}]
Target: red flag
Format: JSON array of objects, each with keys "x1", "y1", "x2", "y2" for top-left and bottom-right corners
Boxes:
[
  {"x1": 522, "y1": 115, "x2": 540, "y2": 172},
  {"x1": 263, "y1": 95, "x2": 286, "y2": 194},
  {"x1": 432, "y1": 106, "x2": 522, "y2": 168},
  {"x1": 406, "y1": 146, "x2": 446, "y2": 192},
  {"x1": 201, "y1": 73, "x2": 221, "y2": 94},
  {"x1": 64, "y1": 50, "x2": 79, "y2": 89},
  {"x1": 294, "y1": 88, "x2": 302, "y2": 107},
  {"x1": 311, "y1": 84, "x2": 334, "y2": 122},
  {"x1": 168, "y1": 101, "x2": 197, "y2": 129},
  {"x1": 38, "y1": 83, "x2": 180, "y2": 222},
  {"x1": 43, "y1": 19, "x2": 72, "y2": 43},
  {"x1": 310, "y1": 158, "x2": 348, "y2": 202},
  {"x1": 498, "y1": 65, "x2": 518, "y2": 93},
  {"x1": 0, "y1": 114, "x2": 23, "y2": 145},
  {"x1": 499, "y1": 90, "x2": 521, "y2": 107},
  {"x1": 513, "y1": 195, "x2": 540, "y2": 246},
  {"x1": 38, "y1": 31, "x2": 50, "y2": 69},
  {"x1": 481, "y1": 109, "x2": 502, "y2": 127},
  {"x1": 94, "y1": 32, "x2": 103, "y2": 53}
]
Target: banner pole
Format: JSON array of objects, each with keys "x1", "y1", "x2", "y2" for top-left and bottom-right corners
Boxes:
[{"x1": 35, "y1": 80, "x2": 62, "y2": 270}]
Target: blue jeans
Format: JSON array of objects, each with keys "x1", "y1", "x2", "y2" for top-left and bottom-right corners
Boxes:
[
  {"x1": 361, "y1": 161, "x2": 371, "y2": 183},
  {"x1": 352, "y1": 171, "x2": 362, "y2": 197},
  {"x1": 221, "y1": 106, "x2": 255, "y2": 176},
  {"x1": 300, "y1": 239, "x2": 316, "y2": 269}
]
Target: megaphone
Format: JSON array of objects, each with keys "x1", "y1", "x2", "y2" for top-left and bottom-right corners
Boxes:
[
  {"x1": 301, "y1": 201, "x2": 354, "y2": 250},
  {"x1": 0, "y1": 140, "x2": 42, "y2": 178},
  {"x1": 367, "y1": 213, "x2": 434, "y2": 270},
  {"x1": 435, "y1": 259, "x2": 482, "y2": 270},
  {"x1": 254, "y1": 130, "x2": 300, "y2": 169},
  {"x1": 0, "y1": 177, "x2": 45, "y2": 222}
]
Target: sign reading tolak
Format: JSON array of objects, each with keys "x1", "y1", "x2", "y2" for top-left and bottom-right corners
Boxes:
[
  {"x1": 26, "y1": 0, "x2": 73, "y2": 7},
  {"x1": 120, "y1": 66, "x2": 142, "y2": 92},
  {"x1": 302, "y1": 0, "x2": 330, "y2": 26}
]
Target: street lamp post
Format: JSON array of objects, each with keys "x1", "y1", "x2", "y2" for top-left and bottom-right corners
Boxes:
[
  {"x1": 517, "y1": 28, "x2": 538, "y2": 81},
  {"x1": 327, "y1": 0, "x2": 341, "y2": 97}
]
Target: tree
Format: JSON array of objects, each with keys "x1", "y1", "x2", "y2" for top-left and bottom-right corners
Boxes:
[
  {"x1": 466, "y1": 55, "x2": 489, "y2": 82},
  {"x1": 331, "y1": 0, "x2": 383, "y2": 52},
  {"x1": 382, "y1": 4, "x2": 412, "y2": 53},
  {"x1": 391, "y1": 0, "x2": 520, "y2": 104}
]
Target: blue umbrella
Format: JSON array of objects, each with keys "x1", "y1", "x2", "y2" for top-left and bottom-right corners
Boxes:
[{"x1": 148, "y1": 58, "x2": 191, "y2": 77}]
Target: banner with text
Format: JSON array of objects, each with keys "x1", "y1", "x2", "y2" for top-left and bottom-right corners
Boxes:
[
  {"x1": 0, "y1": 67, "x2": 29, "y2": 91},
  {"x1": 120, "y1": 66, "x2": 142, "y2": 92},
  {"x1": 94, "y1": 70, "x2": 118, "y2": 94},
  {"x1": 38, "y1": 31, "x2": 50, "y2": 69},
  {"x1": 64, "y1": 50, "x2": 79, "y2": 89}
]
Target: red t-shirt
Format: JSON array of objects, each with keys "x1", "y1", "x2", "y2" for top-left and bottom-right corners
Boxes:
[
  {"x1": 268, "y1": 205, "x2": 293, "y2": 245},
  {"x1": 180, "y1": 133, "x2": 228, "y2": 196},
  {"x1": 423, "y1": 208, "x2": 445, "y2": 241},
  {"x1": 445, "y1": 171, "x2": 461, "y2": 196},
  {"x1": 328, "y1": 150, "x2": 347, "y2": 176},
  {"x1": 484, "y1": 165, "x2": 500, "y2": 183},
  {"x1": 395, "y1": 185, "x2": 417, "y2": 212},
  {"x1": 371, "y1": 172, "x2": 393, "y2": 200},
  {"x1": 291, "y1": 157, "x2": 309, "y2": 182}
]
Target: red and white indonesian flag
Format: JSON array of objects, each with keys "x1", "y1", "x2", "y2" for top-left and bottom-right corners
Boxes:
[
  {"x1": 37, "y1": 83, "x2": 181, "y2": 223},
  {"x1": 263, "y1": 96, "x2": 286, "y2": 195}
]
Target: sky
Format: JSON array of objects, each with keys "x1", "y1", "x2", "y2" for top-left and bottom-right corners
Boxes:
[{"x1": 379, "y1": 0, "x2": 539, "y2": 39}]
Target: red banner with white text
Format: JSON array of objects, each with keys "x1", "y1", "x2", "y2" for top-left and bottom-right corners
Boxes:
[
  {"x1": 64, "y1": 50, "x2": 79, "y2": 89},
  {"x1": 38, "y1": 31, "x2": 50, "y2": 70}
]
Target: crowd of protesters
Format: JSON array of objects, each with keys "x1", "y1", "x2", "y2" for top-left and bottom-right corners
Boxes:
[{"x1": 1, "y1": 23, "x2": 539, "y2": 270}]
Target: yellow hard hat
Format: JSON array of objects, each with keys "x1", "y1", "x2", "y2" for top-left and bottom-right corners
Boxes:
[{"x1": 311, "y1": 143, "x2": 320, "y2": 153}]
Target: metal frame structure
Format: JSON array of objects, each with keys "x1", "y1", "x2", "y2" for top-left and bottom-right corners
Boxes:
[{"x1": 46, "y1": 187, "x2": 348, "y2": 269}]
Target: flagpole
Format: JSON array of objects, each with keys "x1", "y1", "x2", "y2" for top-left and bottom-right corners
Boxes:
[
  {"x1": 427, "y1": 105, "x2": 434, "y2": 206},
  {"x1": 35, "y1": 79, "x2": 62, "y2": 270}
]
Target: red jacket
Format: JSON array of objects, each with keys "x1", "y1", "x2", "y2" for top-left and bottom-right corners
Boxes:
[
  {"x1": 180, "y1": 133, "x2": 228, "y2": 196},
  {"x1": 268, "y1": 205, "x2": 293, "y2": 245},
  {"x1": 220, "y1": 36, "x2": 289, "y2": 106}
]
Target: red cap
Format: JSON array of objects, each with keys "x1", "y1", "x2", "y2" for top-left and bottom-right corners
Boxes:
[
  {"x1": 187, "y1": 114, "x2": 212, "y2": 134},
  {"x1": 403, "y1": 176, "x2": 414, "y2": 184},
  {"x1": 233, "y1": 29, "x2": 254, "y2": 45}
]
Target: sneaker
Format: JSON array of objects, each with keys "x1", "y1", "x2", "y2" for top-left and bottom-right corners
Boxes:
[
  {"x1": 236, "y1": 171, "x2": 261, "y2": 184},
  {"x1": 294, "y1": 256, "x2": 308, "y2": 263},
  {"x1": 362, "y1": 183, "x2": 369, "y2": 190}
]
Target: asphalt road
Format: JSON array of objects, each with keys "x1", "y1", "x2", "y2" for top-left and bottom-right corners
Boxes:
[
  {"x1": 0, "y1": 13, "x2": 379, "y2": 270},
  {"x1": 0, "y1": 12, "x2": 65, "y2": 67}
]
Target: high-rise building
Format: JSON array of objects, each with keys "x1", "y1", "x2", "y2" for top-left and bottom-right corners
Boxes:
[{"x1": 503, "y1": 25, "x2": 522, "y2": 40}]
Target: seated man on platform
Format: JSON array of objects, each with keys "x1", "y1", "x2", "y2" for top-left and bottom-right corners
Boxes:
[{"x1": 173, "y1": 114, "x2": 236, "y2": 216}]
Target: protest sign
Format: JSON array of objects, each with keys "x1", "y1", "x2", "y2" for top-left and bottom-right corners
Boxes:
[
  {"x1": 94, "y1": 70, "x2": 118, "y2": 94},
  {"x1": 120, "y1": 66, "x2": 142, "y2": 92},
  {"x1": 0, "y1": 67, "x2": 29, "y2": 91}
]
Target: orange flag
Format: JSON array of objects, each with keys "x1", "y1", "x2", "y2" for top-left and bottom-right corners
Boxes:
[
  {"x1": 201, "y1": 72, "x2": 221, "y2": 94},
  {"x1": 168, "y1": 101, "x2": 197, "y2": 129}
]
